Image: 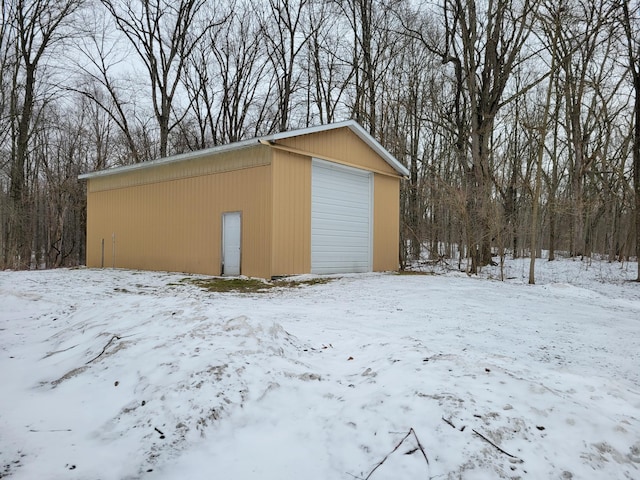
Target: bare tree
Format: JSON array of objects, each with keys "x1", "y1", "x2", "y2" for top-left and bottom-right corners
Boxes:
[
  {"x1": 36, "y1": 101, "x2": 89, "y2": 267},
  {"x1": 74, "y1": 11, "x2": 147, "y2": 164},
  {"x1": 100, "y1": 0, "x2": 224, "y2": 158},
  {"x1": 259, "y1": 0, "x2": 313, "y2": 132},
  {"x1": 179, "y1": 2, "x2": 273, "y2": 148},
  {"x1": 445, "y1": 0, "x2": 540, "y2": 272},
  {"x1": 556, "y1": 0, "x2": 615, "y2": 257},
  {"x1": 620, "y1": 0, "x2": 640, "y2": 280},
  {"x1": 304, "y1": 0, "x2": 354, "y2": 125},
  {"x1": 544, "y1": 73, "x2": 566, "y2": 262},
  {"x1": 0, "y1": 0, "x2": 15, "y2": 145},
  {"x1": 385, "y1": 16, "x2": 440, "y2": 262},
  {"x1": 0, "y1": 0, "x2": 17, "y2": 262},
  {"x1": 3, "y1": 0, "x2": 82, "y2": 268},
  {"x1": 335, "y1": 0, "x2": 399, "y2": 137},
  {"x1": 210, "y1": 7, "x2": 271, "y2": 142},
  {"x1": 179, "y1": 48, "x2": 216, "y2": 150},
  {"x1": 529, "y1": 4, "x2": 561, "y2": 284}
]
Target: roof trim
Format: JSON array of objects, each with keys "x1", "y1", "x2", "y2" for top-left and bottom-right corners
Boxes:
[
  {"x1": 78, "y1": 120, "x2": 409, "y2": 180},
  {"x1": 77, "y1": 137, "x2": 259, "y2": 180},
  {"x1": 264, "y1": 120, "x2": 409, "y2": 177}
]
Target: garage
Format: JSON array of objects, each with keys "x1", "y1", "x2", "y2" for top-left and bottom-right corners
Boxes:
[
  {"x1": 79, "y1": 120, "x2": 409, "y2": 278},
  {"x1": 311, "y1": 159, "x2": 372, "y2": 274}
]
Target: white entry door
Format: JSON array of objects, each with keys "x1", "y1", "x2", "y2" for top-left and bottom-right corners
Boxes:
[{"x1": 222, "y1": 212, "x2": 241, "y2": 276}]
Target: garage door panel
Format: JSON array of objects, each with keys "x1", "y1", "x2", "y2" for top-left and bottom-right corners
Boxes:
[
  {"x1": 313, "y1": 235, "x2": 369, "y2": 246},
  {"x1": 312, "y1": 218, "x2": 369, "y2": 230},
  {"x1": 313, "y1": 258, "x2": 366, "y2": 272},
  {"x1": 314, "y1": 203, "x2": 368, "y2": 212},
  {"x1": 313, "y1": 197, "x2": 369, "y2": 208},
  {"x1": 311, "y1": 159, "x2": 372, "y2": 274},
  {"x1": 313, "y1": 243, "x2": 368, "y2": 254},
  {"x1": 313, "y1": 196, "x2": 369, "y2": 210}
]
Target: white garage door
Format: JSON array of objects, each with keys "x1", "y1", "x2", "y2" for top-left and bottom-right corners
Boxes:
[{"x1": 311, "y1": 159, "x2": 372, "y2": 274}]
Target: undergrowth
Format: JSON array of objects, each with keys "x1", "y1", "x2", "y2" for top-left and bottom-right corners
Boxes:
[{"x1": 182, "y1": 276, "x2": 334, "y2": 293}]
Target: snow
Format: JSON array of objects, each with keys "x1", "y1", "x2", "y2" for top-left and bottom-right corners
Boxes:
[{"x1": 1, "y1": 259, "x2": 639, "y2": 479}]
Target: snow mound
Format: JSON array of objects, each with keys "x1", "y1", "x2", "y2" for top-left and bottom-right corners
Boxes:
[{"x1": 1, "y1": 260, "x2": 639, "y2": 479}]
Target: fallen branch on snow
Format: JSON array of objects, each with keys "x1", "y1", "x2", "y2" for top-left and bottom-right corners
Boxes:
[
  {"x1": 442, "y1": 417, "x2": 522, "y2": 462},
  {"x1": 442, "y1": 416, "x2": 456, "y2": 429},
  {"x1": 362, "y1": 428, "x2": 429, "y2": 480},
  {"x1": 472, "y1": 429, "x2": 522, "y2": 462},
  {"x1": 86, "y1": 335, "x2": 122, "y2": 364}
]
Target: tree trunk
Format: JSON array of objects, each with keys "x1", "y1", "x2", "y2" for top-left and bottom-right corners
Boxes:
[
  {"x1": 548, "y1": 88, "x2": 562, "y2": 262},
  {"x1": 8, "y1": 63, "x2": 37, "y2": 267},
  {"x1": 621, "y1": 0, "x2": 640, "y2": 280},
  {"x1": 569, "y1": 106, "x2": 585, "y2": 257}
]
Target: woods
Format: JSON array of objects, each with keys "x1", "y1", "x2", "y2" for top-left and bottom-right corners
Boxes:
[{"x1": 0, "y1": 0, "x2": 639, "y2": 280}]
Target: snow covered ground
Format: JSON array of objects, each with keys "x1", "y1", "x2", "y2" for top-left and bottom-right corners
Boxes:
[{"x1": 1, "y1": 258, "x2": 639, "y2": 479}]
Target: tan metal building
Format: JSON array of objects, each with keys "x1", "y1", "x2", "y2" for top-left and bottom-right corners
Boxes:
[{"x1": 79, "y1": 120, "x2": 409, "y2": 279}]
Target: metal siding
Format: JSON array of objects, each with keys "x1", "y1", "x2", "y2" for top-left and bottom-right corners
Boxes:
[
  {"x1": 277, "y1": 128, "x2": 398, "y2": 176},
  {"x1": 88, "y1": 145, "x2": 271, "y2": 193},
  {"x1": 373, "y1": 174, "x2": 400, "y2": 271},
  {"x1": 85, "y1": 164, "x2": 272, "y2": 278},
  {"x1": 271, "y1": 151, "x2": 312, "y2": 276},
  {"x1": 311, "y1": 159, "x2": 372, "y2": 274}
]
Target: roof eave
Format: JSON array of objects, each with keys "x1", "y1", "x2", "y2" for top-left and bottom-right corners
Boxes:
[{"x1": 78, "y1": 138, "x2": 260, "y2": 180}]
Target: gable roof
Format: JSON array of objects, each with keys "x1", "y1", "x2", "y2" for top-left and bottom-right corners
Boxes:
[{"x1": 78, "y1": 120, "x2": 409, "y2": 180}]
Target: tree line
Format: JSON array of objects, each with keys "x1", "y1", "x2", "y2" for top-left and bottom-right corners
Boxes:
[{"x1": 1, "y1": 0, "x2": 639, "y2": 282}]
